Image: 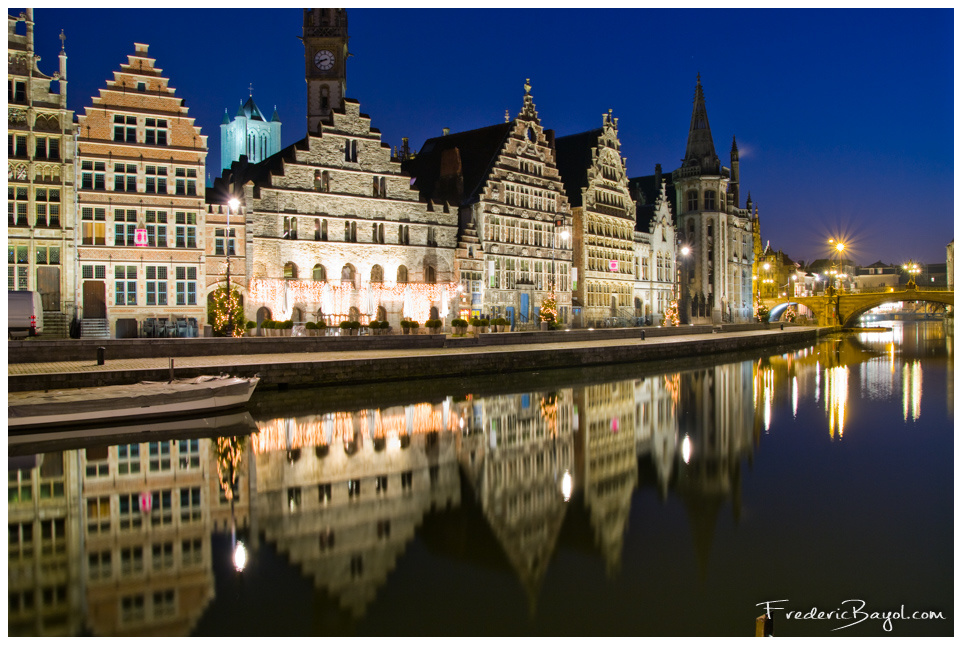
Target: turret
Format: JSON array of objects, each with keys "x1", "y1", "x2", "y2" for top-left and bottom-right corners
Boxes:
[{"x1": 730, "y1": 136, "x2": 740, "y2": 209}]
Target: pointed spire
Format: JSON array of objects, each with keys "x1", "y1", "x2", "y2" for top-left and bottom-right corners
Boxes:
[
  {"x1": 731, "y1": 136, "x2": 738, "y2": 154},
  {"x1": 272, "y1": 105, "x2": 281, "y2": 122},
  {"x1": 59, "y1": 29, "x2": 65, "y2": 52},
  {"x1": 682, "y1": 75, "x2": 720, "y2": 173},
  {"x1": 221, "y1": 108, "x2": 230, "y2": 125}
]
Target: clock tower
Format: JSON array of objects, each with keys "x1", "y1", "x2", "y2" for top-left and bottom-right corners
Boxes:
[{"x1": 303, "y1": 8, "x2": 348, "y2": 134}]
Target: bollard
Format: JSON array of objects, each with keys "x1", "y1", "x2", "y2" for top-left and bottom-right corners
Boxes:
[
  {"x1": 755, "y1": 613, "x2": 774, "y2": 636},
  {"x1": 640, "y1": 330, "x2": 645, "y2": 340},
  {"x1": 169, "y1": 358, "x2": 174, "y2": 382},
  {"x1": 97, "y1": 346, "x2": 106, "y2": 366},
  {"x1": 780, "y1": 324, "x2": 784, "y2": 330}
]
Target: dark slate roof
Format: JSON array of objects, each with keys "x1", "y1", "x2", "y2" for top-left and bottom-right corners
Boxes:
[
  {"x1": 404, "y1": 122, "x2": 513, "y2": 207},
  {"x1": 628, "y1": 172, "x2": 676, "y2": 233},
  {"x1": 211, "y1": 137, "x2": 307, "y2": 195},
  {"x1": 553, "y1": 129, "x2": 602, "y2": 208}
]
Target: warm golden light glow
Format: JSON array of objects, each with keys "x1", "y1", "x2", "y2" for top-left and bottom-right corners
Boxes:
[
  {"x1": 902, "y1": 361, "x2": 923, "y2": 421},
  {"x1": 825, "y1": 366, "x2": 849, "y2": 439},
  {"x1": 561, "y1": 470, "x2": 572, "y2": 502},
  {"x1": 681, "y1": 435, "x2": 692, "y2": 464},
  {"x1": 233, "y1": 541, "x2": 247, "y2": 571}
]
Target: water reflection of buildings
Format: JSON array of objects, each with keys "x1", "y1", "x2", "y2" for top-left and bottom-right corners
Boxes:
[
  {"x1": 249, "y1": 404, "x2": 461, "y2": 618},
  {"x1": 457, "y1": 389, "x2": 574, "y2": 609},
  {"x1": 8, "y1": 432, "x2": 245, "y2": 636}
]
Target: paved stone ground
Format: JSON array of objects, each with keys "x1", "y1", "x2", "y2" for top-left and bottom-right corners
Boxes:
[{"x1": 8, "y1": 328, "x2": 803, "y2": 377}]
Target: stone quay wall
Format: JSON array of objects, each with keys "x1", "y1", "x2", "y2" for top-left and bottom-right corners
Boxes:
[{"x1": 8, "y1": 326, "x2": 823, "y2": 392}]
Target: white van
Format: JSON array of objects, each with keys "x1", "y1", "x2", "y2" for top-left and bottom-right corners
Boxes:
[{"x1": 8, "y1": 290, "x2": 44, "y2": 338}]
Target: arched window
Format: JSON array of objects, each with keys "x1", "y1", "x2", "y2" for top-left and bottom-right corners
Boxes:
[
  {"x1": 291, "y1": 307, "x2": 303, "y2": 323},
  {"x1": 344, "y1": 221, "x2": 356, "y2": 242},
  {"x1": 425, "y1": 265, "x2": 436, "y2": 283},
  {"x1": 284, "y1": 262, "x2": 298, "y2": 279},
  {"x1": 256, "y1": 307, "x2": 272, "y2": 330},
  {"x1": 687, "y1": 190, "x2": 699, "y2": 212},
  {"x1": 348, "y1": 306, "x2": 360, "y2": 322},
  {"x1": 315, "y1": 219, "x2": 321, "y2": 240},
  {"x1": 320, "y1": 218, "x2": 328, "y2": 240},
  {"x1": 704, "y1": 190, "x2": 716, "y2": 210},
  {"x1": 371, "y1": 264, "x2": 383, "y2": 283},
  {"x1": 376, "y1": 306, "x2": 387, "y2": 322},
  {"x1": 397, "y1": 265, "x2": 408, "y2": 283},
  {"x1": 430, "y1": 306, "x2": 439, "y2": 320},
  {"x1": 313, "y1": 264, "x2": 326, "y2": 281}
]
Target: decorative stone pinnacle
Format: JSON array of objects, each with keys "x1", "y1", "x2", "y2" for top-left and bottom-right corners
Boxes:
[
  {"x1": 524, "y1": 78, "x2": 531, "y2": 94},
  {"x1": 505, "y1": 109, "x2": 510, "y2": 123},
  {"x1": 59, "y1": 29, "x2": 65, "y2": 51}
]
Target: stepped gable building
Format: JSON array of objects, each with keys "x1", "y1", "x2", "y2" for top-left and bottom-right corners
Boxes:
[
  {"x1": 627, "y1": 166, "x2": 678, "y2": 325},
  {"x1": 211, "y1": 8, "x2": 458, "y2": 329},
  {"x1": 671, "y1": 76, "x2": 755, "y2": 324},
  {"x1": 554, "y1": 112, "x2": 639, "y2": 328},
  {"x1": 219, "y1": 93, "x2": 281, "y2": 171},
  {"x1": 405, "y1": 80, "x2": 573, "y2": 327},
  {"x1": 8, "y1": 9, "x2": 76, "y2": 335},
  {"x1": 75, "y1": 43, "x2": 208, "y2": 339}
]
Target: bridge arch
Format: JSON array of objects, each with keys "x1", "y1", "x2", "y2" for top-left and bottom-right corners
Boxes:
[{"x1": 841, "y1": 291, "x2": 952, "y2": 328}]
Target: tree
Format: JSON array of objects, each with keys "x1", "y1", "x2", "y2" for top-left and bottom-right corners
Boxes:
[
  {"x1": 663, "y1": 291, "x2": 680, "y2": 326},
  {"x1": 208, "y1": 287, "x2": 246, "y2": 337},
  {"x1": 539, "y1": 291, "x2": 557, "y2": 323}
]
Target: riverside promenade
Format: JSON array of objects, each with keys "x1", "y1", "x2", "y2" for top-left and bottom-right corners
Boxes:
[{"x1": 8, "y1": 325, "x2": 828, "y2": 393}]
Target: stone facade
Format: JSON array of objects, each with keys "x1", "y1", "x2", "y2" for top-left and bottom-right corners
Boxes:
[
  {"x1": 75, "y1": 43, "x2": 208, "y2": 338},
  {"x1": 631, "y1": 173, "x2": 678, "y2": 326},
  {"x1": 219, "y1": 95, "x2": 281, "y2": 172},
  {"x1": 7, "y1": 9, "x2": 76, "y2": 332},
  {"x1": 215, "y1": 98, "x2": 458, "y2": 328},
  {"x1": 556, "y1": 112, "x2": 639, "y2": 328},
  {"x1": 672, "y1": 77, "x2": 755, "y2": 324},
  {"x1": 407, "y1": 81, "x2": 573, "y2": 327}
]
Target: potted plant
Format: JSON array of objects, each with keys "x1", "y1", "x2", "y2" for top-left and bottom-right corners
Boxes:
[
  {"x1": 479, "y1": 318, "x2": 490, "y2": 333},
  {"x1": 425, "y1": 319, "x2": 443, "y2": 334},
  {"x1": 317, "y1": 320, "x2": 328, "y2": 336},
  {"x1": 379, "y1": 321, "x2": 391, "y2": 335},
  {"x1": 339, "y1": 320, "x2": 353, "y2": 335},
  {"x1": 400, "y1": 319, "x2": 411, "y2": 335},
  {"x1": 408, "y1": 320, "x2": 420, "y2": 335},
  {"x1": 305, "y1": 321, "x2": 317, "y2": 336},
  {"x1": 367, "y1": 320, "x2": 379, "y2": 335},
  {"x1": 246, "y1": 320, "x2": 256, "y2": 337},
  {"x1": 493, "y1": 316, "x2": 508, "y2": 332},
  {"x1": 451, "y1": 318, "x2": 468, "y2": 336},
  {"x1": 261, "y1": 319, "x2": 274, "y2": 336}
]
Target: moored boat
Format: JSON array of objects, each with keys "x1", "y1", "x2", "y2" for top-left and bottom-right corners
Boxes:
[{"x1": 8, "y1": 374, "x2": 259, "y2": 432}]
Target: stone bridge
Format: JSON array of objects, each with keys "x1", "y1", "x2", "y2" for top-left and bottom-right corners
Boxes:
[{"x1": 761, "y1": 287, "x2": 953, "y2": 328}]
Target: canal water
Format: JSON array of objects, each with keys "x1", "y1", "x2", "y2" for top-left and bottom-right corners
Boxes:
[{"x1": 8, "y1": 322, "x2": 952, "y2": 636}]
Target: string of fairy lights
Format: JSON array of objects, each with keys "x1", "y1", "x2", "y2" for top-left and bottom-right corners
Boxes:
[{"x1": 248, "y1": 278, "x2": 459, "y2": 323}]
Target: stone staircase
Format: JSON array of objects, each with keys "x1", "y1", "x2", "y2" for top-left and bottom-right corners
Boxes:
[
  {"x1": 81, "y1": 318, "x2": 111, "y2": 339},
  {"x1": 42, "y1": 312, "x2": 69, "y2": 339}
]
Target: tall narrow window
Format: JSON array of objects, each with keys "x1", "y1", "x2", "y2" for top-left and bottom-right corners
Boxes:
[
  {"x1": 687, "y1": 190, "x2": 699, "y2": 212},
  {"x1": 704, "y1": 190, "x2": 716, "y2": 210}
]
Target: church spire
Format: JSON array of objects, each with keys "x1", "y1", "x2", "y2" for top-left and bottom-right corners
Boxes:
[{"x1": 682, "y1": 75, "x2": 720, "y2": 174}]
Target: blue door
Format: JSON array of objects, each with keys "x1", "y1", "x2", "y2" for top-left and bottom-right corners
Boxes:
[
  {"x1": 519, "y1": 294, "x2": 529, "y2": 323},
  {"x1": 506, "y1": 306, "x2": 515, "y2": 330}
]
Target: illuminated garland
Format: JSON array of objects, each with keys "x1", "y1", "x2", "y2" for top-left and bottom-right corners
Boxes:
[
  {"x1": 247, "y1": 278, "x2": 458, "y2": 324},
  {"x1": 251, "y1": 403, "x2": 459, "y2": 454}
]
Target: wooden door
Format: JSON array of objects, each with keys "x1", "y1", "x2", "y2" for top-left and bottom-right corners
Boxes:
[
  {"x1": 83, "y1": 281, "x2": 106, "y2": 319},
  {"x1": 36, "y1": 266, "x2": 60, "y2": 311}
]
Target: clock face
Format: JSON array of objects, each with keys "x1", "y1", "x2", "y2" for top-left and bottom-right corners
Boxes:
[{"x1": 314, "y1": 49, "x2": 335, "y2": 71}]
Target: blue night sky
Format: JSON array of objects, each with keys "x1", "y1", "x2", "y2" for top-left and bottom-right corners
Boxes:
[{"x1": 22, "y1": 8, "x2": 954, "y2": 266}]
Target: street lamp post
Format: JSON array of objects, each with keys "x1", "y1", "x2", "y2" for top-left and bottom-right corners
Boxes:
[
  {"x1": 679, "y1": 244, "x2": 690, "y2": 324},
  {"x1": 227, "y1": 197, "x2": 239, "y2": 337}
]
